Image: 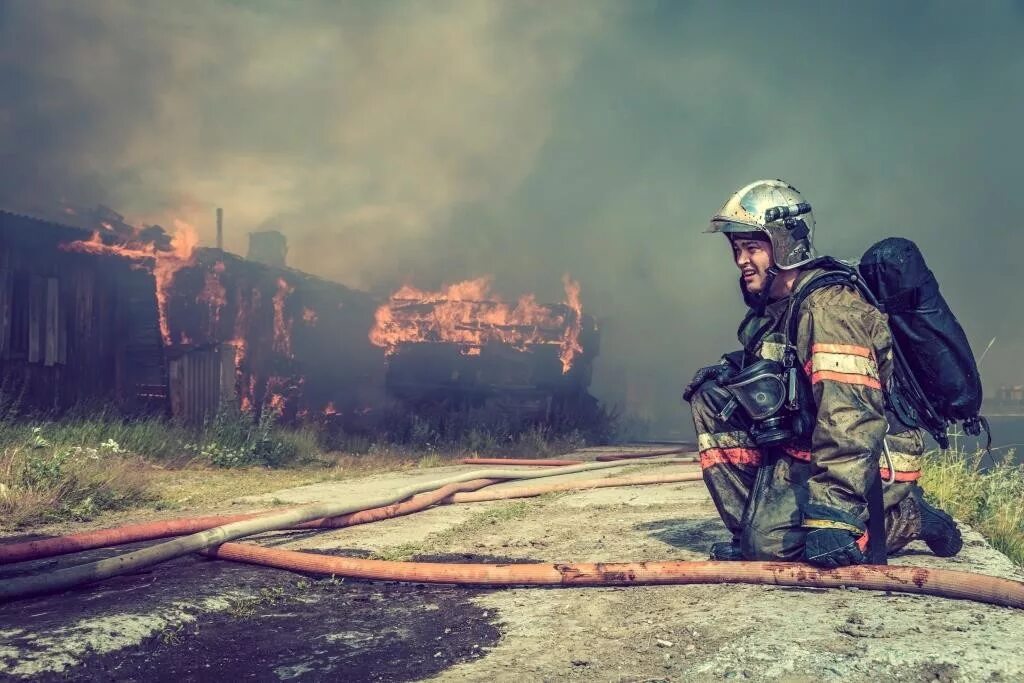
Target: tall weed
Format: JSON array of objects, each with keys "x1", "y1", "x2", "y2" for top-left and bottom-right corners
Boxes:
[
  {"x1": 921, "y1": 442, "x2": 1024, "y2": 566},
  {"x1": 0, "y1": 428, "x2": 152, "y2": 529}
]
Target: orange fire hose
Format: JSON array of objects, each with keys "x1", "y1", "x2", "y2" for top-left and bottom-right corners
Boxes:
[
  {"x1": 204, "y1": 544, "x2": 1024, "y2": 610},
  {"x1": 0, "y1": 467, "x2": 700, "y2": 565},
  {"x1": 595, "y1": 448, "x2": 691, "y2": 462},
  {"x1": 443, "y1": 471, "x2": 703, "y2": 503},
  {"x1": 0, "y1": 512, "x2": 258, "y2": 565},
  {"x1": 1, "y1": 458, "x2": 700, "y2": 601},
  {"x1": 4, "y1": 460, "x2": 1024, "y2": 609},
  {"x1": 458, "y1": 458, "x2": 585, "y2": 466}
]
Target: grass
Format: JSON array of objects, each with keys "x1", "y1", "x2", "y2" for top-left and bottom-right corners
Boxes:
[
  {"x1": 920, "y1": 440, "x2": 1024, "y2": 566},
  {"x1": 0, "y1": 429, "x2": 462, "y2": 530},
  {"x1": 0, "y1": 400, "x2": 611, "y2": 531},
  {"x1": 0, "y1": 407, "x2": 333, "y2": 529},
  {"x1": 0, "y1": 427, "x2": 155, "y2": 528}
]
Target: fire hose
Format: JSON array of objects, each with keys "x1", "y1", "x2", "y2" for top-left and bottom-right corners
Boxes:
[
  {"x1": 594, "y1": 448, "x2": 691, "y2": 462},
  {"x1": 0, "y1": 458, "x2": 691, "y2": 601},
  {"x1": 458, "y1": 458, "x2": 585, "y2": 466},
  {"x1": 204, "y1": 546, "x2": 1024, "y2": 609},
  {"x1": 3, "y1": 459, "x2": 1024, "y2": 609},
  {"x1": 0, "y1": 470, "x2": 702, "y2": 565},
  {"x1": 460, "y1": 448, "x2": 695, "y2": 466}
]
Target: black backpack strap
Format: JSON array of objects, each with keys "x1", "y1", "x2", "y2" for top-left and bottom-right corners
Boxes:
[
  {"x1": 783, "y1": 269, "x2": 858, "y2": 348},
  {"x1": 782, "y1": 265, "x2": 889, "y2": 565},
  {"x1": 865, "y1": 467, "x2": 888, "y2": 564}
]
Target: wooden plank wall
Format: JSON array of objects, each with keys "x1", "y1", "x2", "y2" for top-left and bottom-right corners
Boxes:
[
  {"x1": 45, "y1": 277, "x2": 59, "y2": 367},
  {"x1": 0, "y1": 249, "x2": 10, "y2": 359},
  {"x1": 0, "y1": 219, "x2": 167, "y2": 413},
  {"x1": 27, "y1": 275, "x2": 43, "y2": 364}
]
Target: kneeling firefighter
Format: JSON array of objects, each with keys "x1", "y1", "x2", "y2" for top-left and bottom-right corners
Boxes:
[{"x1": 683, "y1": 179, "x2": 964, "y2": 568}]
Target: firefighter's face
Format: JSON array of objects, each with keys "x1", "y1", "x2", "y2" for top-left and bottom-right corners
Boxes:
[{"x1": 731, "y1": 236, "x2": 774, "y2": 294}]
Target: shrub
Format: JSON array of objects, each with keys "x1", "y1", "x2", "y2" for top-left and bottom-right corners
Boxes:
[{"x1": 190, "y1": 402, "x2": 322, "y2": 468}]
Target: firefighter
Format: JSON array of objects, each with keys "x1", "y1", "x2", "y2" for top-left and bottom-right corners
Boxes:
[{"x1": 683, "y1": 179, "x2": 963, "y2": 567}]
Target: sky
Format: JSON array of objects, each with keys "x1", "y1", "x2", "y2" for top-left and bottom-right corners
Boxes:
[{"x1": 2, "y1": 0, "x2": 1022, "y2": 436}]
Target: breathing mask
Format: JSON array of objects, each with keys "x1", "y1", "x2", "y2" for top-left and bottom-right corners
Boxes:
[{"x1": 714, "y1": 358, "x2": 810, "y2": 447}]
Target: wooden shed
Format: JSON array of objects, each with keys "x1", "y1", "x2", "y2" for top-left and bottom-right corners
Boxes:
[{"x1": 0, "y1": 211, "x2": 165, "y2": 414}]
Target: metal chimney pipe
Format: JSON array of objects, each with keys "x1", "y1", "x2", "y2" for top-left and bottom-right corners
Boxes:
[{"x1": 216, "y1": 208, "x2": 224, "y2": 250}]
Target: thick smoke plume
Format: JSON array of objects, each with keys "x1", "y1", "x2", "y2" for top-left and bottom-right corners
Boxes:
[{"x1": 2, "y1": 1, "x2": 1022, "y2": 436}]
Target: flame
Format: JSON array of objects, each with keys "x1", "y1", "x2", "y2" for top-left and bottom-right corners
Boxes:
[
  {"x1": 151, "y1": 221, "x2": 198, "y2": 344},
  {"x1": 264, "y1": 375, "x2": 297, "y2": 417},
  {"x1": 559, "y1": 275, "x2": 583, "y2": 373},
  {"x1": 231, "y1": 287, "x2": 257, "y2": 412},
  {"x1": 228, "y1": 336, "x2": 249, "y2": 406},
  {"x1": 60, "y1": 219, "x2": 199, "y2": 345},
  {"x1": 273, "y1": 277, "x2": 295, "y2": 358},
  {"x1": 266, "y1": 391, "x2": 286, "y2": 415},
  {"x1": 323, "y1": 401, "x2": 338, "y2": 416},
  {"x1": 241, "y1": 375, "x2": 257, "y2": 413},
  {"x1": 302, "y1": 308, "x2": 318, "y2": 326},
  {"x1": 369, "y1": 276, "x2": 584, "y2": 373},
  {"x1": 200, "y1": 261, "x2": 227, "y2": 330}
]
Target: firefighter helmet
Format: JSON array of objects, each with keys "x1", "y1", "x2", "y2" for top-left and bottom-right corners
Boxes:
[{"x1": 707, "y1": 179, "x2": 817, "y2": 270}]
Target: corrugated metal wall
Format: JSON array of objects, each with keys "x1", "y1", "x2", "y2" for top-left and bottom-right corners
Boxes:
[{"x1": 169, "y1": 344, "x2": 236, "y2": 425}]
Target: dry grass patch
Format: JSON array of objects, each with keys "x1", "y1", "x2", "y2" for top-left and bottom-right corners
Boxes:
[
  {"x1": 920, "y1": 443, "x2": 1024, "y2": 566},
  {"x1": 0, "y1": 436, "x2": 155, "y2": 530}
]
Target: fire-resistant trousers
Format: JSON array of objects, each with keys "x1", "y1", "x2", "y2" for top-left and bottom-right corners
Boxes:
[{"x1": 690, "y1": 382, "x2": 925, "y2": 561}]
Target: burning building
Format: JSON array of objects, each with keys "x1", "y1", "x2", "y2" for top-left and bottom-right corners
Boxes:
[
  {"x1": 163, "y1": 249, "x2": 385, "y2": 426},
  {"x1": 0, "y1": 209, "x2": 599, "y2": 428},
  {"x1": 370, "y1": 277, "x2": 598, "y2": 421},
  {"x1": 56, "y1": 219, "x2": 385, "y2": 426},
  {"x1": 0, "y1": 210, "x2": 166, "y2": 412}
]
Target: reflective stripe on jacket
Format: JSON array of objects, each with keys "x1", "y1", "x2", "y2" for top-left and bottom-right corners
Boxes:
[{"x1": 738, "y1": 268, "x2": 893, "y2": 522}]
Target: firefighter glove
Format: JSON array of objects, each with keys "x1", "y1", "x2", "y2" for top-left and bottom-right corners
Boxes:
[
  {"x1": 682, "y1": 357, "x2": 739, "y2": 404},
  {"x1": 802, "y1": 503, "x2": 869, "y2": 569}
]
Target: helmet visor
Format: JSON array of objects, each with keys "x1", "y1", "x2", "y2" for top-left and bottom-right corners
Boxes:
[{"x1": 706, "y1": 218, "x2": 765, "y2": 235}]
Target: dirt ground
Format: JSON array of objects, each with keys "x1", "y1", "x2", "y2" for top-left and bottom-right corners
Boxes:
[{"x1": 3, "y1": 445, "x2": 1024, "y2": 682}]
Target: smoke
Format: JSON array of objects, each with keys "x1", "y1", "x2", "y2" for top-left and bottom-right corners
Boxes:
[{"x1": 2, "y1": 1, "x2": 1023, "y2": 436}]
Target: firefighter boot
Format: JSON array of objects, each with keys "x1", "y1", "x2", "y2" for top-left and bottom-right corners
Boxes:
[
  {"x1": 709, "y1": 540, "x2": 744, "y2": 561},
  {"x1": 912, "y1": 487, "x2": 963, "y2": 558}
]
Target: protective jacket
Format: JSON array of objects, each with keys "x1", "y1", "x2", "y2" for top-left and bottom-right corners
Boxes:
[
  {"x1": 692, "y1": 267, "x2": 925, "y2": 561},
  {"x1": 740, "y1": 267, "x2": 921, "y2": 517}
]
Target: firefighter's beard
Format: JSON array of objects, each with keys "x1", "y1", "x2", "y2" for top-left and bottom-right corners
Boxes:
[
  {"x1": 739, "y1": 267, "x2": 779, "y2": 309},
  {"x1": 739, "y1": 277, "x2": 761, "y2": 308}
]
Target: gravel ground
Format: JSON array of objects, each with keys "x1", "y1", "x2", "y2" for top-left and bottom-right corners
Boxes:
[{"x1": 2, "y1": 445, "x2": 1023, "y2": 682}]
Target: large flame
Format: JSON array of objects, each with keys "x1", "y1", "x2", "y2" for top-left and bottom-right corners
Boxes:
[
  {"x1": 201, "y1": 261, "x2": 227, "y2": 333},
  {"x1": 60, "y1": 220, "x2": 198, "y2": 345},
  {"x1": 273, "y1": 277, "x2": 295, "y2": 358},
  {"x1": 370, "y1": 275, "x2": 584, "y2": 373},
  {"x1": 560, "y1": 274, "x2": 583, "y2": 373},
  {"x1": 230, "y1": 287, "x2": 258, "y2": 413}
]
